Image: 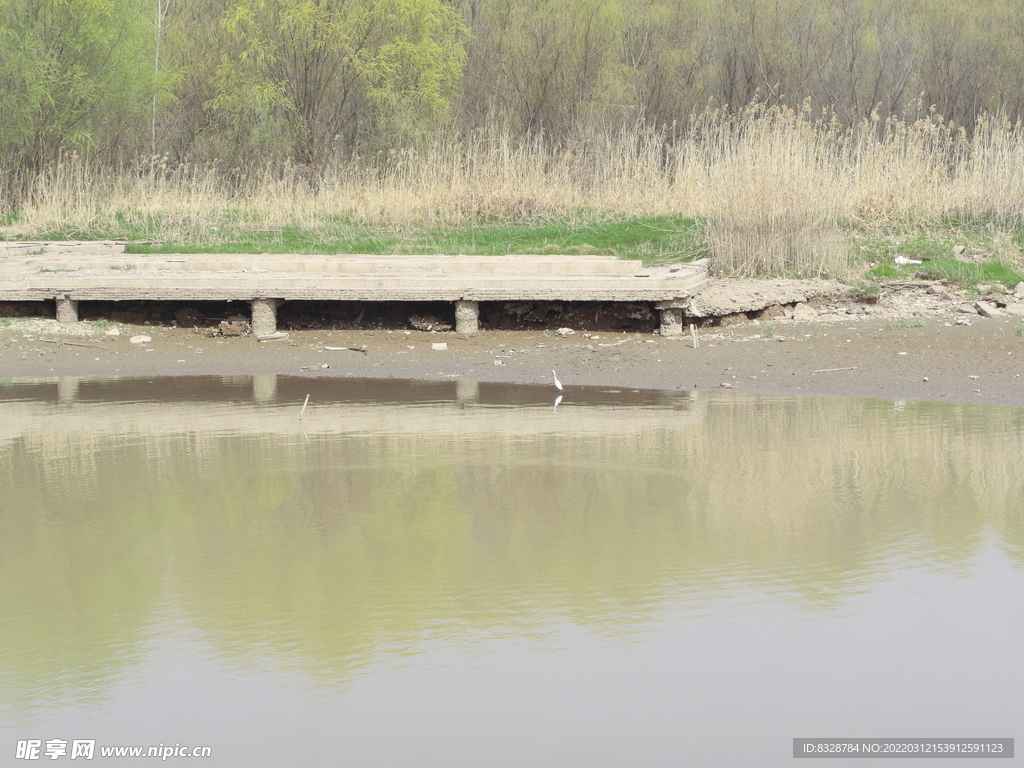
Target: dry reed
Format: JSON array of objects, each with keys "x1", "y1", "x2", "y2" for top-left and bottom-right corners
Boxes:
[{"x1": 6, "y1": 105, "x2": 1024, "y2": 277}]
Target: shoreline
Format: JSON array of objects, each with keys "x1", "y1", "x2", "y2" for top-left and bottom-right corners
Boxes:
[{"x1": 2, "y1": 313, "x2": 1023, "y2": 406}]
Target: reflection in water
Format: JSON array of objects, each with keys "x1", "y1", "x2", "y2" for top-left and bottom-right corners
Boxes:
[{"x1": 1, "y1": 377, "x2": 1022, "y2": 767}]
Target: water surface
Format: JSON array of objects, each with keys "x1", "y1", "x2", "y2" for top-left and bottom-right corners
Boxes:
[{"x1": 1, "y1": 377, "x2": 1022, "y2": 766}]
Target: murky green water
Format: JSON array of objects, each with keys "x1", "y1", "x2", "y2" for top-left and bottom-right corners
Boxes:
[{"x1": 1, "y1": 377, "x2": 1022, "y2": 767}]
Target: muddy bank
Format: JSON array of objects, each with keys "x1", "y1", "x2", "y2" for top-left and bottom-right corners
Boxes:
[
  {"x1": 3, "y1": 278, "x2": 1024, "y2": 404},
  {"x1": 2, "y1": 308, "x2": 1023, "y2": 405}
]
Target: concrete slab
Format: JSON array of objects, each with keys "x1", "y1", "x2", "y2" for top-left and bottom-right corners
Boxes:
[
  {"x1": 680, "y1": 278, "x2": 845, "y2": 317},
  {"x1": 0, "y1": 246, "x2": 710, "y2": 305},
  {"x1": 10, "y1": 253, "x2": 649, "y2": 275}
]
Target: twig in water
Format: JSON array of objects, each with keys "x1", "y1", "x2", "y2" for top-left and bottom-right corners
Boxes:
[
  {"x1": 299, "y1": 394, "x2": 310, "y2": 420},
  {"x1": 812, "y1": 367, "x2": 858, "y2": 373},
  {"x1": 324, "y1": 345, "x2": 368, "y2": 354},
  {"x1": 39, "y1": 338, "x2": 107, "y2": 350}
]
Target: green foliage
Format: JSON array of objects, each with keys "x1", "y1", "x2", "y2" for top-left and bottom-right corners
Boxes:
[
  {"x1": 888, "y1": 318, "x2": 926, "y2": 328},
  {"x1": 362, "y1": 0, "x2": 469, "y2": 143},
  {"x1": 210, "y1": 0, "x2": 468, "y2": 165},
  {"x1": 0, "y1": 0, "x2": 159, "y2": 173},
  {"x1": 11, "y1": 0, "x2": 1024, "y2": 201}
]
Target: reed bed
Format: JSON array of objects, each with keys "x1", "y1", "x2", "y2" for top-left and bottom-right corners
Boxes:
[{"x1": 6, "y1": 106, "x2": 1024, "y2": 277}]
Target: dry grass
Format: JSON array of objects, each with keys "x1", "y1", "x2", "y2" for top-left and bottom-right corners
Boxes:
[
  {"x1": 6, "y1": 105, "x2": 1024, "y2": 277},
  {"x1": 705, "y1": 218, "x2": 852, "y2": 278}
]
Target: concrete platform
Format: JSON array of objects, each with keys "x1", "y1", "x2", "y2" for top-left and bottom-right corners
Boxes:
[{"x1": 0, "y1": 241, "x2": 710, "y2": 335}]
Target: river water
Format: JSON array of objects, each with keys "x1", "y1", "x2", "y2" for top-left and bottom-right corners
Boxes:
[{"x1": 1, "y1": 377, "x2": 1022, "y2": 767}]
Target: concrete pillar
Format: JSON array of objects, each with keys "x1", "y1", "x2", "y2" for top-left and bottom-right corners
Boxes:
[
  {"x1": 252, "y1": 374, "x2": 278, "y2": 403},
  {"x1": 250, "y1": 298, "x2": 281, "y2": 337},
  {"x1": 659, "y1": 307, "x2": 684, "y2": 338},
  {"x1": 455, "y1": 300, "x2": 480, "y2": 334},
  {"x1": 56, "y1": 295, "x2": 79, "y2": 324}
]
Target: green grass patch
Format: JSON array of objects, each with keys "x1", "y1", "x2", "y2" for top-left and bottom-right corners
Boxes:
[
  {"x1": 865, "y1": 258, "x2": 1023, "y2": 289},
  {"x1": 850, "y1": 216, "x2": 1024, "y2": 288},
  {"x1": 118, "y1": 215, "x2": 706, "y2": 264},
  {"x1": 850, "y1": 283, "x2": 881, "y2": 299},
  {"x1": 852, "y1": 213, "x2": 1022, "y2": 248},
  {"x1": 917, "y1": 259, "x2": 1023, "y2": 288},
  {"x1": 865, "y1": 262, "x2": 901, "y2": 279},
  {"x1": 888, "y1": 318, "x2": 926, "y2": 328}
]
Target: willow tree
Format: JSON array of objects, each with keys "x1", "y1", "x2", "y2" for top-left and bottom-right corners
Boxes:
[
  {"x1": 209, "y1": 0, "x2": 469, "y2": 167},
  {"x1": 0, "y1": 0, "x2": 157, "y2": 174}
]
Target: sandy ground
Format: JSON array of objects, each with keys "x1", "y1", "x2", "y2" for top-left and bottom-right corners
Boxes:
[{"x1": 2, "y1": 308, "x2": 1023, "y2": 406}]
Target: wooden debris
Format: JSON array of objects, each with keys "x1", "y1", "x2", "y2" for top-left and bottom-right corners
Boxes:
[{"x1": 38, "y1": 338, "x2": 107, "y2": 350}]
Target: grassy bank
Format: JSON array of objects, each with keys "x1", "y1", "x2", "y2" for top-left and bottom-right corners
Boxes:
[
  {"x1": 4, "y1": 107, "x2": 1024, "y2": 286},
  {"x1": 116, "y1": 216, "x2": 706, "y2": 264}
]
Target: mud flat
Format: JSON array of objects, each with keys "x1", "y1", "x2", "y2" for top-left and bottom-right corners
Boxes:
[{"x1": 2, "y1": 283, "x2": 1023, "y2": 405}]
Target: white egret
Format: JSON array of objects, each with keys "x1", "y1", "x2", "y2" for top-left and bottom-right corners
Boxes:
[{"x1": 552, "y1": 370, "x2": 563, "y2": 391}]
